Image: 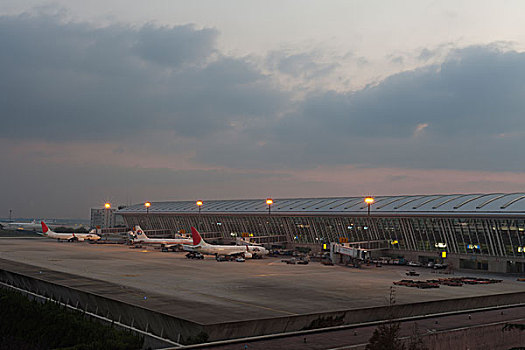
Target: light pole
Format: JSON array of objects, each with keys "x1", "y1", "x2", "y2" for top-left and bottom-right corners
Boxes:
[
  {"x1": 144, "y1": 202, "x2": 151, "y2": 232},
  {"x1": 104, "y1": 202, "x2": 111, "y2": 228},
  {"x1": 364, "y1": 196, "x2": 375, "y2": 217},
  {"x1": 266, "y1": 198, "x2": 273, "y2": 216},
  {"x1": 196, "y1": 200, "x2": 203, "y2": 229},
  {"x1": 363, "y1": 196, "x2": 374, "y2": 260},
  {"x1": 104, "y1": 202, "x2": 111, "y2": 241}
]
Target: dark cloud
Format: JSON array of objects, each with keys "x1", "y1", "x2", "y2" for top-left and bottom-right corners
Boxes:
[
  {"x1": 194, "y1": 46, "x2": 525, "y2": 172},
  {"x1": 0, "y1": 13, "x2": 287, "y2": 140},
  {"x1": 133, "y1": 24, "x2": 217, "y2": 67},
  {"x1": 2, "y1": 11, "x2": 525, "y2": 219},
  {"x1": 390, "y1": 55, "x2": 404, "y2": 65},
  {"x1": 267, "y1": 51, "x2": 339, "y2": 80},
  {"x1": 418, "y1": 48, "x2": 437, "y2": 61}
]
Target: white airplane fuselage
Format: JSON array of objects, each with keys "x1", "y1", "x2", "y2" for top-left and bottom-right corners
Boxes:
[
  {"x1": 46, "y1": 231, "x2": 100, "y2": 241},
  {"x1": 41, "y1": 221, "x2": 100, "y2": 242},
  {"x1": 189, "y1": 227, "x2": 268, "y2": 258},
  {"x1": 193, "y1": 244, "x2": 266, "y2": 257},
  {"x1": 0, "y1": 221, "x2": 41, "y2": 231},
  {"x1": 131, "y1": 226, "x2": 193, "y2": 248}
]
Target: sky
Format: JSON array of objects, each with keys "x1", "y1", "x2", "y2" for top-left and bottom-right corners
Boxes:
[{"x1": 2, "y1": 1, "x2": 525, "y2": 219}]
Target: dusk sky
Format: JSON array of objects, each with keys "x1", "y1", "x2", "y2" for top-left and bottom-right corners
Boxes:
[{"x1": 2, "y1": 1, "x2": 525, "y2": 219}]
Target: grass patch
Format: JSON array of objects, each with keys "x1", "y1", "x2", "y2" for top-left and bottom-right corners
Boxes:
[{"x1": 0, "y1": 288, "x2": 143, "y2": 349}]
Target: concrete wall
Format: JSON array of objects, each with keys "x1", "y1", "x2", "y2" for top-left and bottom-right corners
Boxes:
[
  {"x1": 201, "y1": 291, "x2": 525, "y2": 341},
  {"x1": 2, "y1": 264, "x2": 524, "y2": 344},
  {"x1": 489, "y1": 259, "x2": 508, "y2": 273},
  {"x1": 423, "y1": 321, "x2": 525, "y2": 350},
  {"x1": 0, "y1": 269, "x2": 204, "y2": 344},
  {"x1": 348, "y1": 321, "x2": 525, "y2": 350}
]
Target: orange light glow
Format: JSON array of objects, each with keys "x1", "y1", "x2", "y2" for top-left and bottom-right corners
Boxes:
[
  {"x1": 104, "y1": 203, "x2": 111, "y2": 209},
  {"x1": 196, "y1": 200, "x2": 203, "y2": 207},
  {"x1": 364, "y1": 197, "x2": 375, "y2": 205},
  {"x1": 266, "y1": 198, "x2": 273, "y2": 205},
  {"x1": 144, "y1": 202, "x2": 151, "y2": 208}
]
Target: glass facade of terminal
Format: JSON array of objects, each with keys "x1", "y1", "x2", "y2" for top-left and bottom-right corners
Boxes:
[{"x1": 122, "y1": 214, "x2": 525, "y2": 259}]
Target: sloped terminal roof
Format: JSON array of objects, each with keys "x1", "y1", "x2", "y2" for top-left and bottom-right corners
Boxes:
[{"x1": 117, "y1": 193, "x2": 525, "y2": 217}]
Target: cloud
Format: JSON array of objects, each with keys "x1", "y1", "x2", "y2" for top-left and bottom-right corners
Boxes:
[
  {"x1": 267, "y1": 51, "x2": 339, "y2": 80},
  {"x1": 413, "y1": 123, "x2": 429, "y2": 137},
  {"x1": 133, "y1": 24, "x2": 218, "y2": 67},
  {"x1": 2, "y1": 11, "x2": 525, "y2": 217},
  {"x1": 390, "y1": 55, "x2": 404, "y2": 65},
  {"x1": 0, "y1": 12, "x2": 288, "y2": 140},
  {"x1": 418, "y1": 48, "x2": 437, "y2": 61},
  {"x1": 193, "y1": 45, "x2": 525, "y2": 172}
]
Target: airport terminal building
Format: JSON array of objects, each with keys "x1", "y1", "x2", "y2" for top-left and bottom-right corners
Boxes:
[{"x1": 117, "y1": 193, "x2": 525, "y2": 273}]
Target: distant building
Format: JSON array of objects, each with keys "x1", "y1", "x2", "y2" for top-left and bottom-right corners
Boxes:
[
  {"x1": 90, "y1": 208, "x2": 125, "y2": 228},
  {"x1": 117, "y1": 193, "x2": 525, "y2": 274}
]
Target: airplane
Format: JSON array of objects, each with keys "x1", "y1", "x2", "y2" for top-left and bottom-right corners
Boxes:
[
  {"x1": 188, "y1": 227, "x2": 268, "y2": 259},
  {"x1": 129, "y1": 226, "x2": 193, "y2": 251},
  {"x1": 0, "y1": 220, "x2": 41, "y2": 231},
  {"x1": 41, "y1": 221, "x2": 101, "y2": 242}
]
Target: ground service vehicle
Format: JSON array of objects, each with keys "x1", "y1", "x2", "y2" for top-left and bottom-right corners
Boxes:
[{"x1": 186, "y1": 252, "x2": 204, "y2": 259}]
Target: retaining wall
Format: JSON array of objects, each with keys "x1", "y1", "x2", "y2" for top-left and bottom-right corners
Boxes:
[
  {"x1": 201, "y1": 290, "x2": 525, "y2": 340},
  {"x1": 0, "y1": 268, "x2": 203, "y2": 344},
  {"x1": 1, "y1": 260, "x2": 524, "y2": 344}
]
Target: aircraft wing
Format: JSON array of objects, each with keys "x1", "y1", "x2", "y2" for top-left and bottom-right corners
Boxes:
[
  {"x1": 163, "y1": 243, "x2": 183, "y2": 249},
  {"x1": 58, "y1": 234, "x2": 76, "y2": 241},
  {"x1": 182, "y1": 245, "x2": 197, "y2": 252}
]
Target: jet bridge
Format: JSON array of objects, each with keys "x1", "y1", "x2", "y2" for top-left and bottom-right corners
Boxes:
[{"x1": 330, "y1": 240, "x2": 390, "y2": 265}]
